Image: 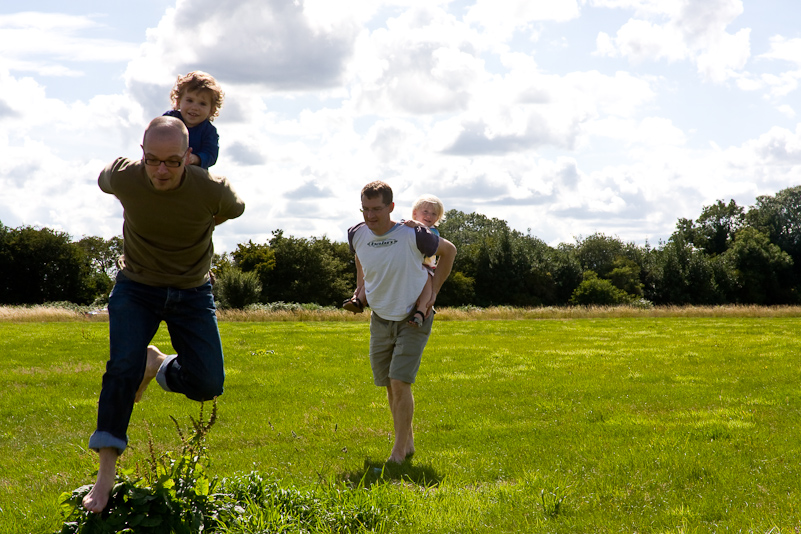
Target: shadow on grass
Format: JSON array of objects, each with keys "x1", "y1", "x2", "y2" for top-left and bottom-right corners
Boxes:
[{"x1": 343, "y1": 458, "x2": 443, "y2": 489}]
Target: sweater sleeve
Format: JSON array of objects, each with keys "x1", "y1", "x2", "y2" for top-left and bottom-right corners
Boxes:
[{"x1": 195, "y1": 121, "x2": 219, "y2": 169}]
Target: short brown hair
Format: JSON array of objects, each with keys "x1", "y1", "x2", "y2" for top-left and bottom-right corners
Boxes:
[
  {"x1": 170, "y1": 71, "x2": 225, "y2": 121},
  {"x1": 361, "y1": 181, "x2": 393, "y2": 206}
]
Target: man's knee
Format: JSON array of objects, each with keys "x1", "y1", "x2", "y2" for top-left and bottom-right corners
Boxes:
[
  {"x1": 186, "y1": 373, "x2": 224, "y2": 401},
  {"x1": 199, "y1": 376, "x2": 224, "y2": 400},
  {"x1": 389, "y1": 378, "x2": 412, "y2": 393}
]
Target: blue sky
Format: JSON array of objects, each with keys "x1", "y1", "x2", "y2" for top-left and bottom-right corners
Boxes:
[{"x1": 1, "y1": 0, "x2": 800, "y2": 253}]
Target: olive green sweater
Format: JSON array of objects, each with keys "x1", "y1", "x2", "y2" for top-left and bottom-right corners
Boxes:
[{"x1": 99, "y1": 158, "x2": 245, "y2": 288}]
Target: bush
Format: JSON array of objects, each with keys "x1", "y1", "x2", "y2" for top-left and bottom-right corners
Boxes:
[
  {"x1": 436, "y1": 271, "x2": 475, "y2": 306},
  {"x1": 214, "y1": 268, "x2": 262, "y2": 309},
  {"x1": 569, "y1": 271, "x2": 635, "y2": 306}
]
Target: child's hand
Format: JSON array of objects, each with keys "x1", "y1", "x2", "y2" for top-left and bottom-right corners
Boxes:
[{"x1": 404, "y1": 219, "x2": 425, "y2": 228}]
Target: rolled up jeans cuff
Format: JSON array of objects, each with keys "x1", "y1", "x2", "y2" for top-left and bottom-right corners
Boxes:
[
  {"x1": 88, "y1": 430, "x2": 127, "y2": 455},
  {"x1": 156, "y1": 354, "x2": 178, "y2": 392}
]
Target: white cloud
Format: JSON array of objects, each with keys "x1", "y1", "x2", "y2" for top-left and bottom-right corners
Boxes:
[
  {"x1": 596, "y1": 20, "x2": 687, "y2": 63},
  {"x1": 586, "y1": 116, "x2": 686, "y2": 147},
  {"x1": 465, "y1": 0, "x2": 580, "y2": 38},
  {"x1": 124, "y1": 0, "x2": 363, "y2": 118},
  {"x1": 777, "y1": 105, "x2": 796, "y2": 118},
  {"x1": 755, "y1": 36, "x2": 801, "y2": 100},
  {"x1": 349, "y1": 5, "x2": 486, "y2": 115},
  {"x1": 0, "y1": 0, "x2": 798, "y2": 253},
  {"x1": 0, "y1": 12, "x2": 139, "y2": 75},
  {"x1": 592, "y1": 0, "x2": 750, "y2": 83},
  {"x1": 760, "y1": 36, "x2": 801, "y2": 67}
]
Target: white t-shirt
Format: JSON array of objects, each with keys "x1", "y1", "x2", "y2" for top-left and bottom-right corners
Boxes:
[{"x1": 348, "y1": 222, "x2": 440, "y2": 321}]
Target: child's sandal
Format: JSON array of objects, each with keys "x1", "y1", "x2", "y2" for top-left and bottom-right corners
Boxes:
[
  {"x1": 342, "y1": 297, "x2": 364, "y2": 314},
  {"x1": 408, "y1": 310, "x2": 425, "y2": 327}
]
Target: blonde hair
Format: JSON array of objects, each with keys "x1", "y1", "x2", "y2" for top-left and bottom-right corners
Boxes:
[
  {"x1": 169, "y1": 71, "x2": 225, "y2": 121},
  {"x1": 412, "y1": 194, "x2": 445, "y2": 226}
]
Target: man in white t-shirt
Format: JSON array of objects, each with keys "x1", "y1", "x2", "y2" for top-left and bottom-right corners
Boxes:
[{"x1": 347, "y1": 181, "x2": 457, "y2": 463}]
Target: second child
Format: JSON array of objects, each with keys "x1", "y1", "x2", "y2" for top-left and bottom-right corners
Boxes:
[
  {"x1": 403, "y1": 195, "x2": 445, "y2": 326},
  {"x1": 163, "y1": 71, "x2": 224, "y2": 169}
]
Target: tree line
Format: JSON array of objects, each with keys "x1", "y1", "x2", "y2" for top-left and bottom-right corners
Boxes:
[{"x1": 2, "y1": 184, "x2": 800, "y2": 308}]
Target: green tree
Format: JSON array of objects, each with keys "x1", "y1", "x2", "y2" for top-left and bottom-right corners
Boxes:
[
  {"x1": 265, "y1": 231, "x2": 351, "y2": 306},
  {"x1": 76, "y1": 235, "x2": 124, "y2": 278},
  {"x1": 649, "y1": 235, "x2": 722, "y2": 305},
  {"x1": 717, "y1": 227, "x2": 795, "y2": 304},
  {"x1": 0, "y1": 225, "x2": 97, "y2": 304},
  {"x1": 211, "y1": 252, "x2": 235, "y2": 279},
  {"x1": 675, "y1": 200, "x2": 745, "y2": 257},
  {"x1": 437, "y1": 209, "x2": 513, "y2": 284},
  {"x1": 574, "y1": 233, "x2": 627, "y2": 278},
  {"x1": 438, "y1": 211, "x2": 577, "y2": 306},
  {"x1": 747, "y1": 185, "x2": 801, "y2": 279},
  {"x1": 231, "y1": 240, "x2": 276, "y2": 301},
  {"x1": 607, "y1": 256, "x2": 643, "y2": 297},
  {"x1": 693, "y1": 200, "x2": 745, "y2": 256},
  {"x1": 551, "y1": 244, "x2": 584, "y2": 303}
]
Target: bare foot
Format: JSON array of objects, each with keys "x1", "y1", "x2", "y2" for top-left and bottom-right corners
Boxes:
[
  {"x1": 388, "y1": 440, "x2": 414, "y2": 464},
  {"x1": 134, "y1": 345, "x2": 166, "y2": 403},
  {"x1": 82, "y1": 448, "x2": 117, "y2": 513}
]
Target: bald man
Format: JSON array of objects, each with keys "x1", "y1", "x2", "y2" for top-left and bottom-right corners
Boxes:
[{"x1": 83, "y1": 116, "x2": 245, "y2": 512}]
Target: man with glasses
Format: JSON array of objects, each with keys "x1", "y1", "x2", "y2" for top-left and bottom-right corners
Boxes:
[
  {"x1": 82, "y1": 116, "x2": 245, "y2": 512},
  {"x1": 348, "y1": 181, "x2": 457, "y2": 463}
]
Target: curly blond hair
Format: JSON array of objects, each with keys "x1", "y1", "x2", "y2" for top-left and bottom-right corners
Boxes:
[{"x1": 169, "y1": 71, "x2": 225, "y2": 121}]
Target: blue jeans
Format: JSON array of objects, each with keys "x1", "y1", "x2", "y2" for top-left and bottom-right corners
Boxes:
[{"x1": 88, "y1": 273, "x2": 225, "y2": 453}]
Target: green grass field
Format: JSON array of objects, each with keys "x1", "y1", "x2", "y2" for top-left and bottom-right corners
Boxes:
[{"x1": 2, "y1": 315, "x2": 801, "y2": 532}]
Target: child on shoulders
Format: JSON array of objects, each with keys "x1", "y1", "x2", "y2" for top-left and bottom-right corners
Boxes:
[{"x1": 163, "y1": 71, "x2": 224, "y2": 169}]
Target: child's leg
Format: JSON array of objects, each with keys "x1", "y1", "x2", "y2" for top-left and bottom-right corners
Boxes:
[{"x1": 409, "y1": 276, "x2": 433, "y2": 326}]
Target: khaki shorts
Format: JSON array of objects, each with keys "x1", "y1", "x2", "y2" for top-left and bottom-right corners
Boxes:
[{"x1": 369, "y1": 310, "x2": 434, "y2": 386}]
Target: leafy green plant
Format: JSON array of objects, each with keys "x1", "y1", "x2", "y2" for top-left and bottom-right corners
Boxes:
[{"x1": 57, "y1": 401, "x2": 224, "y2": 534}]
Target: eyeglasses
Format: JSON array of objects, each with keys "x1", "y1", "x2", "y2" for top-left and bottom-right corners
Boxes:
[
  {"x1": 144, "y1": 158, "x2": 184, "y2": 168},
  {"x1": 143, "y1": 149, "x2": 188, "y2": 168},
  {"x1": 360, "y1": 206, "x2": 388, "y2": 214}
]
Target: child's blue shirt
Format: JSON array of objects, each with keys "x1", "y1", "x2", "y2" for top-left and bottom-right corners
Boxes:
[{"x1": 163, "y1": 110, "x2": 219, "y2": 169}]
